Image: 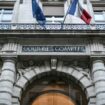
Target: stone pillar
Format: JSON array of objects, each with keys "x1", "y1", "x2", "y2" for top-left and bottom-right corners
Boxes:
[
  {"x1": 0, "y1": 57, "x2": 16, "y2": 105},
  {"x1": 12, "y1": 0, "x2": 20, "y2": 23},
  {"x1": 92, "y1": 60, "x2": 105, "y2": 105}
]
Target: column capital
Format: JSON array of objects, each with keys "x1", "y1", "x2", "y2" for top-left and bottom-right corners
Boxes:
[
  {"x1": 1, "y1": 55, "x2": 17, "y2": 62},
  {"x1": 92, "y1": 59, "x2": 104, "y2": 65},
  {"x1": 90, "y1": 56, "x2": 104, "y2": 63}
]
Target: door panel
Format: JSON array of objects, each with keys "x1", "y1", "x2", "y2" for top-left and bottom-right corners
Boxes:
[{"x1": 32, "y1": 93, "x2": 75, "y2": 105}]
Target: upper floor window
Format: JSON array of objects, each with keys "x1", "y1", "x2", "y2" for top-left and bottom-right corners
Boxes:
[
  {"x1": 94, "y1": 11, "x2": 105, "y2": 24},
  {"x1": 0, "y1": 9, "x2": 13, "y2": 23},
  {"x1": 46, "y1": 16, "x2": 64, "y2": 23},
  {"x1": 41, "y1": 0, "x2": 65, "y2": 23}
]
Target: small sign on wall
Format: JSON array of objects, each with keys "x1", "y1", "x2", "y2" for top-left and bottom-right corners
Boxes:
[{"x1": 22, "y1": 45, "x2": 86, "y2": 53}]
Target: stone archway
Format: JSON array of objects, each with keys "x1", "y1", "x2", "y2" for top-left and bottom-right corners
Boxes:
[{"x1": 12, "y1": 61, "x2": 96, "y2": 105}]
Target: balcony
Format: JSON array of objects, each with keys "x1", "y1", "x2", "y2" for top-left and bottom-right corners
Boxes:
[
  {"x1": 0, "y1": 23, "x2": 105, "y2": 38},
  {"x1": 0, "y1": 23, "x2": 105, "y2": 30}
]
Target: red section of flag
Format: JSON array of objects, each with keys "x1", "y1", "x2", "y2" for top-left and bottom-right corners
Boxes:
[
  {"x1": 80, "y1": 9, "x2": 92, "y2": 24},
  {"x1": 67, "y1": 0, "x2": 92, "y2": 24}
]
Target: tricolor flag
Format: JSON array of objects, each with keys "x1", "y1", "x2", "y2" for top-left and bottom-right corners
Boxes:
[
  {"x1": 68, "y1": 0, "x2": 92, "y2": 24},
  {"x1": 32, "y1": 0, "x2": 46, "y2": 23}
]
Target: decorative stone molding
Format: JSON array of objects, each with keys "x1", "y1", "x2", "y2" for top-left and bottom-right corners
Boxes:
[
  {"x1": 90, "y1": 39, "x2": 104, "y2": 53},
  {"x1": 13, "y1": 61, "x2": 96, "y2": 105},
  {"x1": 51, "y1": 58, "x2": 57, "y2": 70},
  {"x1": 1, "y1": 43, "x2": 19, "y2": 53}
]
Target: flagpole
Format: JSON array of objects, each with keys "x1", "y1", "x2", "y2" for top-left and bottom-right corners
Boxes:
[
  {"x1": 62, "y1": 9, "x2": 69, "y2": 24},
  {"x1": 61, "y1": 1, "x2": 71, "y2": 29}
]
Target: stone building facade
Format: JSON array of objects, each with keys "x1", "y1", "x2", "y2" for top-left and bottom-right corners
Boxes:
[{"x1": 0, "y1": 0, "x2": 105, "y2": 105}]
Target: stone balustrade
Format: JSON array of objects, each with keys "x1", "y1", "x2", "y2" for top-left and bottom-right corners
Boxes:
[{"x1": 0, "y1": 23, "x2": 105, "y2": 30}]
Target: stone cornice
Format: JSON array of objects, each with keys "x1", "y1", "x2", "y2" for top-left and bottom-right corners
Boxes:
[{"x1": 0, "y1": 30, "x2": 105, "y2": 38}]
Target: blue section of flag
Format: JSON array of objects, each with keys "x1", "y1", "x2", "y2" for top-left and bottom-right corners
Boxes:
[
  {"x1": 32, "y1": 0, "x2": 46, "y2": 22},
  {"x1": 68, "y1": 0, "x2": 78, "y2": 15}
]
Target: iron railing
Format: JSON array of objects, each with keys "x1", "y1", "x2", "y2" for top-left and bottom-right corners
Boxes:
[{"x1": 0, "y1": 23, "x2": 105, "y2": 30}]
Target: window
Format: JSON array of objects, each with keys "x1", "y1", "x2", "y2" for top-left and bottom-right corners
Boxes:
[
  {"x1": 41, "y1": 0, "x2": 65, "y2": 23},
  {"x1": 43, "y1": 4, "x2": 64, "y2": 16},
  {"x1": 46, "y1": 16, "x2": 64, "y2": 23},
  {"x1": 0, "y1": 9, "x2": 13, "y2": 23},
  {"x1": 94, "y1": 11, "x2": 105, "y2": 23}
]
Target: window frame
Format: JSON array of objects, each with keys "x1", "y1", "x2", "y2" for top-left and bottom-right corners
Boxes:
[
  {"x1": 0, "y1": 8, "x2": 13, "y2": 23},
  {"x1": 42, "y1": 0, "x2": 65, "y2": 23},
  {"x1": 46, "y1": 16, "x2": 64, "y2": 24},
  {"x1": 94, "y1": 11, "x2": 105, "y2": 24}
]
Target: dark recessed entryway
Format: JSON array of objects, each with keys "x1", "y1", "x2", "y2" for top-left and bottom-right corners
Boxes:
[{"x1": 21, "y1": 71, "x2": 87, "y2": 105}]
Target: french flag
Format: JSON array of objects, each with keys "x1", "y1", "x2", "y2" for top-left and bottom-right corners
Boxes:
[{"x1": 68, "y1": 0, "x2": 92, "y2": 24}]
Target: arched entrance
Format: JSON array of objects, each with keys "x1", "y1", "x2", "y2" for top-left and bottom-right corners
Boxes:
[
  {"x1": 13, "y1": 63, "x2": 96, "y2": 105},
  {"x1": 21, "y1": 72, "x2": 87, "y2": 105},
  {"x1": 32, "y1": 92, "x2": 75, "y2": 105}
]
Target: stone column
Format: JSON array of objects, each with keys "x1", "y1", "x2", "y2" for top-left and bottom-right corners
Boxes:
[
  {"x1": 0, "y1": 57, "x2": 16, "y2": 105},
  {"x1": 92, "y1": 60, "x2": 105, "y2": 105}
]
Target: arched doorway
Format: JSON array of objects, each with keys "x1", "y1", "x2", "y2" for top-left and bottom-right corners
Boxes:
[
  {"x1": 21, "y1": 71, "x2": 87, "y2": 105},
  {"x1": 32, "y1": 92, "x2": 75, "y2": 105}
]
